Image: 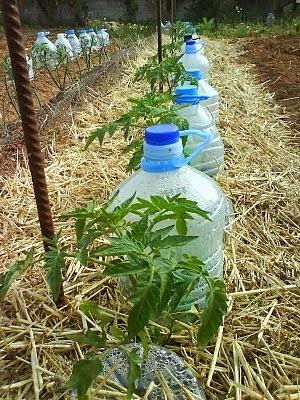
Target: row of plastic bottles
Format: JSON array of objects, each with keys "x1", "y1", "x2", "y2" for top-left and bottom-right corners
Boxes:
[
  {"x1": 110, "y1": 27, "x2": 232, "y2": 309},
  {"x1": 26, "y1": 28, "x2": 110, "y2": 77}
]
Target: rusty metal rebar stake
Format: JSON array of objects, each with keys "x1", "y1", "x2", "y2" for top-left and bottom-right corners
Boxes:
[
  {"x1": 1, "y1": 0, "x2": 54, "y2": 242},
  {"x1": 1, "y1": 0, "x2": 65, "y2": 305}
]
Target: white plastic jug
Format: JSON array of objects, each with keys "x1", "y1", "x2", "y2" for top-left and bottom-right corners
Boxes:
[
  {"x1": 266, "y1": 12, "x2": 275, "y2": 26},
  {"x1": 97, "y1": 28, "x2": 109, "y2": 47},
  {"x1": 174, "y1": 85, "x2": 224, "y2": 177},
  {"x1": 55, "y1": 33, "x2": 73, "y2": 60},
  {"x1": 185, "y1": 68, "x2": 219, "y2": 122},
  {"x1": 181, "y1": 35, "x2": 205, "y2": 56},
  {"x1": 66, "y1": 29, "x2": 81, "y2": 57},
  {"x1": 32, "y1": 31, "x2": 57, "y2": 69},
  {"x1": 161, "y1": 21, "x2": 172, "y2": 34},
  {"x1": 180, "y1": 40, "x2": 209, "y2": 82},
  {"x1": 79, "y1": 29, "x2": 92, "y2": 53},
  {"x1": 111, "y1": 124, "x2": 226, "y2": 310},
  {"x1": 26, "y1": 56, "x2": 34, "y2": 81},
  {"x1": 87, "y1": 28, "x2": 99, "y2": 51}
]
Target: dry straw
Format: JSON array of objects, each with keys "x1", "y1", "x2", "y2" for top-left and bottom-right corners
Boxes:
[{"x1": 0, "y1": 36, "x2": 299, "y2": 399}]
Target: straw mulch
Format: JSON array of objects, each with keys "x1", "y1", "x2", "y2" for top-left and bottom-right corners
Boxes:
[{"x1": 0, "y1": 35, "x2": 299, "y2": 399}]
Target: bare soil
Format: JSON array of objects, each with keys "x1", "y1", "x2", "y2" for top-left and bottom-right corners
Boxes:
[{"x1": 240, "y1": 34, "x2": 300, "y2": 139}]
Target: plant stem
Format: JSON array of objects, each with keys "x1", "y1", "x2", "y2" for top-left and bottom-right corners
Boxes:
[{"x1": 4, "y1": 75, "x2": 20, "y2": 117}]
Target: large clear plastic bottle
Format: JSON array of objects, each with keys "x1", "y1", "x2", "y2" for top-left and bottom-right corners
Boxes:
[
  {"x1": 97, "y1": 28, "x2": 109, "y2": 47},
  {"x1": 184, "y1": 68, "x2": 219, "y2": 122},
  {"x1": 79, "y1": 29, "x2": 92, "y2": 54},
  {"x1": 32, "y1": 32, "x2": 57, "y2": 69},
  {"x1": 66, "y1": 29, "x2": 81, "y2": 57},
  {"x1": 55, "y1": 33, "x2": 73, "y2": 60},
  {"x1": 111, "y1": 124, "x2": 227, "y2": 310},
  {"x1": 87, "y1": 28, "x2": 99, "y2": 51},
  {"x1": 180, "y1": 39, "x2": 209, "y2": 82},
  {"x1": 174, "y1": 85, "x2": 224, "y2": 177},
  {"x1": 181, "y1": 34, "x2": 205, "y2": 56},
  {"x1": 266, "y1": 12, "x2": 275, "y2": 26}
]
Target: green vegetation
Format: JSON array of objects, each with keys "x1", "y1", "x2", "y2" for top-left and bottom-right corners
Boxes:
[{"x1": 195, "y1": 16, "x2": 300, "y2": 38}]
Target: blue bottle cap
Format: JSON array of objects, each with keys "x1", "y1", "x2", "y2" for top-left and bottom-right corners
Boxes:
[
  {"x1": 87, "y1": 28, "x2": 94, "y2": 33},
  {"x1": 145, "y1": 124, "x2": 179, "y2": 146},
  {"x1": 67, "y1": 29, "x2": 75, "y2": 34},
  {"x1": 186, "y1": 69, "x2": 202, "y2": 80},
  {"x1": 175, "y1": 85, "x2": 198, "y2": 97},
  {"x1": 37, "y1": 32, "x2": 45, "y2": 37},
  {"x1": 186, "y1": 39, "x2": 196, "y2": 46}
]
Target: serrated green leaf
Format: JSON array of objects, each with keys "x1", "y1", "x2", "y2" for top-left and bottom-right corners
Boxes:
[
  {"x1": 103, "y1": 259, "x2": 148, "y2": 276},
  {"x1": 138, "y1": 329, "x2": 151, "y2": 358},
  {"x1": 109, "y1": 325, "x2": 125, "y2": 340},
  {"x1": 176, "y1": 216, "x2": 187, "y2": 235},
  {"x1": 66, "y1": 356, "x2": 103, "y2": 400},
  {"x1": 0, "y1": 248, "x2": 35, "y2": 302},
  {"x1": 130, "y1": 213, "x2": 149, "y2": 238},
  {"x1": 44, "y1": 242, "x2": 65, "y2": 303},
  {"x1": 168, "y1": 276, "x2": 198, "y2": 312},
  {"x1": 79, "y1": 300, "x2": 113, "y2": 324},
  {"x1": 95, "y1": 237, "x2": 144, "y2": 256},
  {"x1": 197, "y1": 279, "x2": 228, "y2": 348},
  {"x1": 75, "y1": 248, "x2": 88, "y2": 266},
  {"x1": 66, "y1": 329, "x2": 106, "y2": 347},
  {"x1": 128, "y1": 281, "x2": 160, "y2": 338},
  {"x1": 108, "y1": 122, "x2": 118, "y2": 136},
  {"x1": 147, "y1": 225, "x2": 174, "y2": 248},
  {"x1": 75, "y1": 218, "x2": 86, "y2": 241},
  {"x1": 127, "y1": 147, "x2": 143, "y2": 172},
  {"x1": 155, "y1": 272, "x2": 174, "y2": 316},
  {"x1": 177, "y1": 255, "x2": 205, "y2": 274},
  {"x1": 124, "y1": 349, "x2": 142, "y2": 400},
  {"x1": 158, "y1": 235, "x2": 197, "y2": 249},
  {"x1": 85, "y1": 126, "x2": 106, "y2": 149}
]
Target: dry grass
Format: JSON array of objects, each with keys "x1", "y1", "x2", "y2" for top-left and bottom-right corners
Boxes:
[{"x1": 0, "y1": 35, "x2": 299, "y2": 399}]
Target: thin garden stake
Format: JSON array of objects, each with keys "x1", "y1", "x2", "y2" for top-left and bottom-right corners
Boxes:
[
  {"x1": 156, "y1": 0, "x2": 163, "y2": 92},
  {"x1": 171, "y1": 0, "x2": 174, "y2": 25},
  {"x1": 1, "y1": 0, "x2": 66, "y2": 306},
  {"x1": 157, "y1": 0, "x2": 163, "y2": 63}
]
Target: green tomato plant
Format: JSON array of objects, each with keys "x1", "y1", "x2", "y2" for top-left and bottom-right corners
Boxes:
[
  {"x1": 62, "y1": 193, "x2": 227, "y2": 399},
  {"x1": 85, "y1": 91, "x2": 189, "y2": 171}
]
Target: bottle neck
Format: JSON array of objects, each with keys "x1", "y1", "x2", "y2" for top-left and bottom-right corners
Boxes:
[{"x1": 141, "y1": 140, "x2": 185, "y2": 173}]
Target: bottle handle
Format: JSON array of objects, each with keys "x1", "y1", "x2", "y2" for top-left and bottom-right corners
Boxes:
[{"x1": 176, "y1": 129, "x2": 212, "y2": 166}]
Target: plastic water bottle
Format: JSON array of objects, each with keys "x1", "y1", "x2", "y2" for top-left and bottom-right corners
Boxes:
[
  {"x1": 55, "y1": 33, "x2": 73, "y2": 60},
  {"x1": 181, "y1": 35, "x2": 205, "y2": 56},
  {"x1": 184, "y1": 68, "x2": 219, "y2": 122},
  {"x1": 266, "y1": 12, "x2": 275, "y2": 26},
  {"x1": 32, "y1": 32, "x2": 57, "y2": 69},
  {"x1": 66, "y1": 29, "x2": 81, "y2": 57},
  {"x1": 111, "y1": 124, "x2": 227, "y2": 310},
  {"x1": 97, "y1": 28, "x2": 109, "y2": 47},
  {"x1": 162, "y1": 21, "x2": 172, "y2": 34},
  {"x1": 87, "y1": 28, "x2": 99, "y2": 51},
  {"x1": 79, "y1": 29, "x2": 92, "y2": 54},
  {"x1": 26, "y1": 56, "x2": 34, "y2": 81},
  {"x1": 180, "y1": 34, "x2": 192, "y2": 55},
  {"x1": 174, "y1": 85, "x2": 224, "y2": 177},
  {"x1": 180, "y1": 40, "x2": 209, "y2": 82}
]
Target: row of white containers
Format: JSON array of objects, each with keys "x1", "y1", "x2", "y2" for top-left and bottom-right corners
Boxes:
[
  {"x1": 27, "y1": 28, "x2": 110, "y2": 78},
  {"x1": 111, "y1": 32, "x2": 232, "y2": 310}
]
